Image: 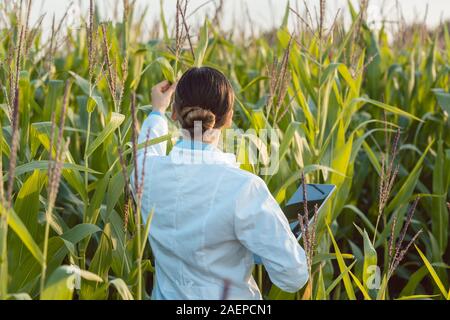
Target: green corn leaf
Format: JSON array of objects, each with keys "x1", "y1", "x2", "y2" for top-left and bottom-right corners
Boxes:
[
  {"x1": 415, "y1": 245, "x2": 448, "y2": 299},
  {"x1": 69, "y1": 71, "x2": 91, "y2": 96},
  {"x1": 80, "y1": 224, "x2": 113, "y2": 300},
  {"x1": 399, "y1": 266, "x2": 429, "y2": 297},
  {"x1": 60, "y1": 223, "x2": 102, "y2": 245},
  {"x1": 85, "y1": 173, "x2": 111, "y2": 225},
  {"x1": 327, "y1": 224, "x2": 357, "y2": 300},
  {"x1": 315, "y1": 266, "x2": 327, "y2": 300},
  {"x1": 325, "y1": 261, "x2": 357, "y2": 296},
  {"x1": 312, "y1": 253, "x2": 354, "y2": 265},
  {"x1": 338, "y1": 64, "x2": 358, "y2": 95},
  {"x1": 431, "y1": 139, "x2": 449, "y2": 255},
  {"x1": 239, "y1": 76, "x2": 268, "y2": 93},
  {"x1": 41, "y1": 265, "x2": 103, "y2": 300},
  {"x1": 106, "y1": 169, "x2": 127, "y2": 216},
  {"x1": 281, "y1": 1, "x2": 290, "y2": 28},
  {"x1": 8, "y1": 170, "x2": 46, "y2": 274},
  {"x1": 6, "y1": 161, "x2": 101, "y2": 180},
  {"x1": 194, "y1": 20, "x2": 209, "y2": 67},
  {"x1": 109, "y1": 278, "x2": 134, "y2": 300},
  {"x1": 40, "y1": 266, "x2": 76, "y2": 300},
  {"x1": 160, "y1": 0, "x2": 169, "y2": 43},
  {"x1": 356, "y1": 97, "x2": 423, "y2": 122},
  {"x1": 30, "y1": 123, "x2": 88, "y2": 202},
  {"x1": 86, "y1": 112, "x2": 125, "y2": 157},
  {"x1": 156, "y1": 57, "x2": 176, "y2": 84},
  {"x1": 43, "y1": 80, "x2": 64, "y2": 120},
  {"x1": 140, "y1": 208, "x2": 154, "y2": 259},
  {"x1": 267, "y1": 285, "x2": 296, "y2": 300},
  {"x1": 348, "y1": 270, "x2": 372, "y2": 300},
  {"x1": 432, "y1": 89, "x2": 450, "y2": 117},
  {"x1": 385, "y1": 141, "x2": 433, "y2": 214},
  {"x1": 0, "y1": 203, "x2": 44, "y2": 265},
  {"x1": 362, "y1": 229, "x2": 377, "y2": 293}
]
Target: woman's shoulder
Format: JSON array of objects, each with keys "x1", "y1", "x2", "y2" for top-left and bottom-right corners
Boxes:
[{"x1": 220, "y1": 165, "x2": 269, "y2": 191}]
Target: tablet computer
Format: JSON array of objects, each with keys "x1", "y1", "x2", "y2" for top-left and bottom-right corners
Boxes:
[
  {"x1": 285, "y1": 184, "x2": 336, "y2": 240},
  {"x1": 254, "y1": 184, "x2": 336, "y2": 264}
]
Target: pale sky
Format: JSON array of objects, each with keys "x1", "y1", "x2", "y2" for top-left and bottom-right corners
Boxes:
[{"x1": 23, "y1": 0, "x2": 450, "y2": 37}]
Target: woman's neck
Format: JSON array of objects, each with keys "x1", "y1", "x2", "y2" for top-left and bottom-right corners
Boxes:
[{"x1": 181, "y1": 129, "x2": 221, "y2": 147}]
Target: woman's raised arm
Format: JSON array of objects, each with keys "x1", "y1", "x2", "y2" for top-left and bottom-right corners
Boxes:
[{"x1": 137, "y1": 80, "x2": 176, "y2": 157}]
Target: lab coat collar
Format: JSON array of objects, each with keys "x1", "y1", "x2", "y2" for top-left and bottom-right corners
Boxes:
[{"x1": 169, "y1": 141, "x2": 239, "y2": 167}]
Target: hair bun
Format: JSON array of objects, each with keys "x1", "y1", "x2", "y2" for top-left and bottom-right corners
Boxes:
[{"x1": 180, "y1": 106, "x2": 216, "y2": 131}]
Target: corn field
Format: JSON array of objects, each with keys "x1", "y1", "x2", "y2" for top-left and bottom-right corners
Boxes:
[{"x1": 0, "y1": 0, "x2": 449, "y2": 300}]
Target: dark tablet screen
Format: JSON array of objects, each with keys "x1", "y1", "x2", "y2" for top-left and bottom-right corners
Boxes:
[{"x1": 283, "y1": 184, "x2": 336, "y2": 239}]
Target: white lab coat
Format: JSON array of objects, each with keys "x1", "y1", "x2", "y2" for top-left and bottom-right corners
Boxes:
[{"x1": 132, "y1": 112, "x2": 308, "y2": 300}]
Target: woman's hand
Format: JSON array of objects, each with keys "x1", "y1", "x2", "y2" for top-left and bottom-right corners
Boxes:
[{"x1": 152, "y1": 80, "x2": 176, "y2": 114}]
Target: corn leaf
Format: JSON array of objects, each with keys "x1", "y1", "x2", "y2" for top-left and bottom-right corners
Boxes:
[
  {"x1": 327, "y1": 224, "x2": 357, "y2": 300},
  {"x1": 86, "y1": 112, "x2": 125, "y2": 157},
  {"x1": 415, "y1": 245, "x2": 448, "y2": 299},
  {"x1": 194, "y1": 21, "x2": 209, "y2": 67},
  {"x1": 41, "y1": 266, "x2": 76, "y2": 300},
  {"x1": 0, "y1": 203, "x2": 44, "y2": 265}
]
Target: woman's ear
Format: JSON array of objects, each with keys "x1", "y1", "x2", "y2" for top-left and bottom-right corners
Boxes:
[
  {"x1": 225, "y1": 110, "x2": 234, "y2": 128},
  {"x1": 171, "y1": 108, "x2": 177, "y2": 121}
]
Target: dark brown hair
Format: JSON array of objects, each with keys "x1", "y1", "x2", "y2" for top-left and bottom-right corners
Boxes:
[{"x1": 173, "y1": 67, "x2": 235, "y2": 135}]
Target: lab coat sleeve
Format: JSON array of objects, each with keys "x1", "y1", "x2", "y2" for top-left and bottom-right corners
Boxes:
[
  {"x1": 234, "y1": 177, "x2": 309, "y2": 293},
  {"x1": 130, "y1": 112, "x2": 168, "y2": 197},
  {"x1": 137, "y1": 111, "x2": 169, "y2": 157}
]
